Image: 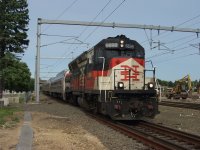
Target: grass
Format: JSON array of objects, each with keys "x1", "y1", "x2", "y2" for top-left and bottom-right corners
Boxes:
[
  {"x1": 0, "y1": 107, "x2": 21, "y2": 127},
  {"x1": 19, "y1": 96, "x2": 24, "y2": 103}
]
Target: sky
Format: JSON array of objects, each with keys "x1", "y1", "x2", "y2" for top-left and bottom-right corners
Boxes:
[{"x1": 22, "y1": 0, "x2": 200, "y2": 82}]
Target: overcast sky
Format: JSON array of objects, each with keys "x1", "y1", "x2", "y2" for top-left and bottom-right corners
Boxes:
[{"x1": 23, "y1": 0, "x2": 200, "y2": 81}]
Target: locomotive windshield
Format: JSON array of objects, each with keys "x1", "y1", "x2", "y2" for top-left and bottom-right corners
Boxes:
[{"x1": 105, "y1": 49, "x2": 144, "y2": 59}]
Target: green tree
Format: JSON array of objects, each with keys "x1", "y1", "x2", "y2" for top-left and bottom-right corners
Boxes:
[
  {"x1": 0, "y1": 0, "x2": 29, "y2": 95},
  {"x1": 157, "y1": 79, "x2": 175, "y2": 87},
  {"x1": 29, "y1": 78, "x2": 35, "y2": 92},
  {"x1": 168, "y1": 81, "x2": 174, "y2": 87},
  {"x1": 0, "y1": 0, "x2": 29, "y2": 58},
  {"x1": 1, "y1": 53, "x2": 32, "y2": 92}
]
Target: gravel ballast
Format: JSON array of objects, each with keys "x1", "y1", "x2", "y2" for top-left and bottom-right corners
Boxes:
[
  {"x1": 23, "y1": 94, "x2": 200, "y2": 149},
  {"x1": 27, "y1": 95, "x2": 148, "y2": 150}
]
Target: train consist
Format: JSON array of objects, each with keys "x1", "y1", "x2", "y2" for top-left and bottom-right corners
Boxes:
[{"x1": 42, "y1": 35, "x2": 159, "y2": 120}]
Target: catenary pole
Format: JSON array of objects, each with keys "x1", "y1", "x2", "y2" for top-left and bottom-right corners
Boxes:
[
  {"x1": 36, "y1": 20, "x2": 41, "y2": 103},
  {"x1": 35, "y1": 18, "x2": 200, "y2": 102}
]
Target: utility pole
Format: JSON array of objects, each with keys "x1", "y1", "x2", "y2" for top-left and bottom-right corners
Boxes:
[
  {"x1": 35, "y1": 21, "x2": 41, "y2": 103},
  {"x1": 35, "y1": 18, "x2": 200, "y2": 102}
]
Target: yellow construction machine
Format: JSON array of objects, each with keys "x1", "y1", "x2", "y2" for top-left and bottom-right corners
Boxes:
[{"x1": 167, "y1": 75, "x2": 192, "y2": 99}]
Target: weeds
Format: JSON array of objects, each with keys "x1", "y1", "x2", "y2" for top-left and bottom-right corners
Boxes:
[
  {"x1": 0, "y1": 107, "x2": 21, "y2": 128},
  {"x1": 19, "y1": 96, "x2": 24, "y2": 103}
]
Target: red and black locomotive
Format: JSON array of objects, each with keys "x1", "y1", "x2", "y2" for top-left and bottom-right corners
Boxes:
[{"x1": 44, "y1": 35, "x2": 159, "y2": 120}]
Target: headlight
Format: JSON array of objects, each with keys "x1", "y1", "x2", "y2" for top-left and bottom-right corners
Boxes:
[
  {"x1": 118, "y1": 82, "x2": 124, "y2": 89},
  {"x1": 148, "y1": 82, "x2": 154, "y2": 89},
  {"x1": 120, "y1": 40, "x2": 124, "y2": 44}
]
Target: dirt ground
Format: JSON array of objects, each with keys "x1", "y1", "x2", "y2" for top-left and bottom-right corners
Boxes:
[
  {"x1": 31, "y1": 112, "x2": 108, "y2": 150},
  {"x1": 0, "y1": 112, "x2": 23, "y2": 150},
  {"x1": 0, "y1": 95, "x2": 200, "y2": 150},
  {"x1": 151, "y1": 105, "x2": 200, "y2": 136}
]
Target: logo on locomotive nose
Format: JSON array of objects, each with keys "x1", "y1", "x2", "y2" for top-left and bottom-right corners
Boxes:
[{"x1": 120, "y1": 65, "x2": 139, "y2": 81}]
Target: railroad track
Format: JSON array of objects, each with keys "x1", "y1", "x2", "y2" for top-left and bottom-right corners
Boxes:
[
  {"x1": 128, "y1": 121, "x2": 200, "y2": 150},
  {"x1": 159, "y1": 101, "x2": 200, "y2": 110},
  {"x1": 87, "y1": 113, "x2": 200, "y2": 150}
]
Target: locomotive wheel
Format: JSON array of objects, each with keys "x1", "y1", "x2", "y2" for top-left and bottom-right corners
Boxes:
[
  {"x1": 93, "y1": 102, "x2": 98, "y2": 114},
  {"x1": 92, "y1": 100, "x2": 98, "y2": 114}
]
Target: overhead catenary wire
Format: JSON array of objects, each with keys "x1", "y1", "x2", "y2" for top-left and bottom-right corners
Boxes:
[
  {"x1": 155, "y1": 52, "x2": 199, "y2": 64},
  {"x1": 141, "y1": 13, "x2": 200, "y2": 45},
  {"x1": 146, "y1": 46, "x2": 190, "y2": 60},
  {"x1": 42, "y1": 0, "x2": 79, "y2": 33},
  {"x1": 50, "y1": 0, "x2": 126, "y2": 72},
  {"x1": 165, "y1": 34, "x2": 195, "y2": 45},
  {"x1": 39, "y1": 0, "x2": 80, "y2": 79},
  {"x1": 41, "y1": 34, "x2": 78, "y2": 38},
  {"x1": 83, "y1": 0, "x2": 126, "y2": 42},
  {"x1": 78, "y1": 0, "x2": 113, "y2": 38},
  {"x1": 52, "y1": 0, "x2": 114, "y2": 63},
  {"x1": 146, "y1": 35, "x2": 199, "y2": 60},
  {"x1": 186, "y1": 20, "x2": 200, "y2": 28},
  {"x1": 146, "y1": 38, "x2": 197, "y2": 59},
  {"x1": 144, "y1": 29, "x2": 152, "y2": 50},
  {"x1": 43, "y1": 0, "x2": 117, "y2": 78},
  {"x1": 40, "y1": 3, "x2": 200, "y2": 80}
]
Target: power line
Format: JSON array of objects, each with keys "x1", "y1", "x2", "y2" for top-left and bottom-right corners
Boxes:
[
  {"x1": 54, "y1": 0, "x2": 79, "y2": 20},
  {"x1": 141, "y1": 13, "x2": 200, "y2": 45},
  {"x1": 165, "y1": 34, "x2": 194, "y2": 45},
  {"x1": 49, "y1": 0, "x2": 125, "y2": 74},
  {"x1": 186, "y1": 20, "x2": 200, "y2": 28},
  {"x1": 39, "y1": 0, "x2": 80, "y2": 78},
  {"x1": 40, "y1": 38, "x2": 76, "y2": 47},
  {"x1": 151, "y1": 45, "x2": 197, "y2": 63},
  {"x1": 170, "y1": 37, "x2": 199, "y2": 49},
  {"x1": 42, "y1": 0, "x2": 79, "y2": 33},
  {"x1": 83, "y1": 0, "x2": 126, "y2": 41},
  {"x1": 144, "y1": 29, "x2": 152, "y2": 49},
  {"x1": 155, "y1": 52, "x2": 199, "y2": 64},
  {"x1": 43, "y1": 0, "x2": 114, "y2": 76},
  {"x1": 78, "y1": 0, "x2": 113, "y2": 38},
  {"x1": 41, "y1": 34, "x2": 78, "y2": 38},
  {"x1": 176, "y1": 14, "x2": 200, "y2": 27},
  {"x1": 147, "y1": 44, "x2": 193, "y2": 60},
  {"x1": 146, "y1": 36, "x2": 199, "y2": 59}
]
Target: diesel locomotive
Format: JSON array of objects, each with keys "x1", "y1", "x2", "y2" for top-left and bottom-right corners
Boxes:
[{"x1": 43, "y1": 35, "x2": 159, "y2": 120}]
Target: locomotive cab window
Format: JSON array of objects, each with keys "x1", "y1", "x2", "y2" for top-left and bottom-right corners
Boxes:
[{"x1": 105, "y1": 49, "x2": 144, "y2": 59}]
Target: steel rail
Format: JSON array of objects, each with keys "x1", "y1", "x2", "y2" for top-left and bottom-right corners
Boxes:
[
  {"x1": 87, "y1": 113, "x2": 189, "y2": 150},
  {"x1": 138, "y1": 121, "x2": 200, "y2": 149},
  {"x1": 159, "y1": 101, "x2": 200, "y2": 110}
]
